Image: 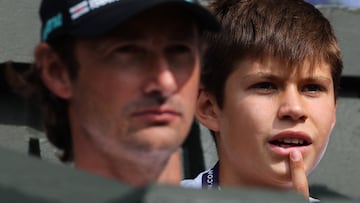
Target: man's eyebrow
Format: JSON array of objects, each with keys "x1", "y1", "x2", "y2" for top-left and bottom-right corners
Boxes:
[
  {"x1": 88, "y1": 31, "x2": 146, "y2": 52},
  {"x1": 102, "y1": 31, "x2": 196, "y2": 44},
  {"x1": 169, "y1": 26, "x2": 199, "y2": 42},
  {"x1": 170, "y1": 33, "x2": 197, "y2": 42},
  {"x1": 107, "y1": 29, "x2": 146, "y2": 41}
]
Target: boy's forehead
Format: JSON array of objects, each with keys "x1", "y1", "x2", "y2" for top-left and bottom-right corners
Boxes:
[{"x1": 237, "y1": 55, "x2": 332, "y2": 77}]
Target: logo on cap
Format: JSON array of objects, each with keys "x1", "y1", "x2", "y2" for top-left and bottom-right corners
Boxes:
[
  {"x1": 70, "y1": 0, "x2": 120, "y2": 20},
  {"x1": 42, "y1": 13, "x2": 63, "y2": 41},
  {"x1": 70, "y1": 1, "x2": 90, "y2": 20}
]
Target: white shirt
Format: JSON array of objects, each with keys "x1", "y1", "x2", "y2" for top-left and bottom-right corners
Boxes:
[{"x1": 181, "y1": 166, "x2": 320, "y2": 203}]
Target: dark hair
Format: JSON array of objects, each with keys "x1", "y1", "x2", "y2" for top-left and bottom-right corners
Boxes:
[
  {"x1": 202, "y1": 0, "x2": 343, "y2": 108},
  {"x1": 27, "y1": 37, "x2": 78, "y2": 162}
]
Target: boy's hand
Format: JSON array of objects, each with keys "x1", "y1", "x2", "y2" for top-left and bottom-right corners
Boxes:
[{"x1": 289, "y1": 150, "x2": 309, "y2": 199}]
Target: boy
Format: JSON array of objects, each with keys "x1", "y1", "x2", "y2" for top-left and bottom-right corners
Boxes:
[{"x1": 182, "y1": 0, "x2": 342, "y2": 201}]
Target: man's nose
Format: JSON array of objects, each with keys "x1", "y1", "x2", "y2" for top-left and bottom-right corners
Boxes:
[
  {"x1": 277, "y1": 87, "x2": 307, "y2": 122},
  {"x1": 143, "y1": 56, "x2": 177, "y2": 97}
]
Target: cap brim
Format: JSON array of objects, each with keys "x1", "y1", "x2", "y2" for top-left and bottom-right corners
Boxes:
[{"x1": 70, "y1": 0, "x2": 220, "y2": 38}]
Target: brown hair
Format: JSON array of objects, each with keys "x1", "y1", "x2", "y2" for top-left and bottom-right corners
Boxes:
[{"x1": 26, "y1": 37, "x2": 78, "y2": 162}]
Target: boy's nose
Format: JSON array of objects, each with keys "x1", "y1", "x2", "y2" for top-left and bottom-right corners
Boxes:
[{"x1": 277, "y1": 88, "x2": 307, "y2": 122}]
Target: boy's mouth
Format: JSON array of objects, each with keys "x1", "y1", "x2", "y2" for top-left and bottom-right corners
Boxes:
[
  {"x1": 268, "y1": 131, "x2": 313, "y2": 155},
  {"x1": 269, "y1": 138, "x2": 310, "y2": 148}
]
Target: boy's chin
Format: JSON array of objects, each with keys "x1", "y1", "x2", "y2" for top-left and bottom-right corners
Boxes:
[{"x1": 269, "y1": 162, "x2": 293, "y2": 182}]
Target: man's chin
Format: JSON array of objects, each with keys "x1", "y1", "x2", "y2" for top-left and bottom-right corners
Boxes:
[{"x1": 130, "y1": 128, "x2": 185, "y2": 150}]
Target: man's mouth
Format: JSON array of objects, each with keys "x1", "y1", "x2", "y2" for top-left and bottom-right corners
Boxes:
[{"x1": 131, "y1": 107, "x2": 181, "y2": 123}]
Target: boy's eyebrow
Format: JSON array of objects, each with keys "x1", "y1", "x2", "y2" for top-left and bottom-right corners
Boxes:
[
  {"x1": 301, "y1": 76, "x2": 332, "y2": 84},
  {"x1": 241, "y1": 72, "x2": 333, "y2": 84},
  {"x1": 241, "y1": 72, "x2": 280, "y2": 80}
]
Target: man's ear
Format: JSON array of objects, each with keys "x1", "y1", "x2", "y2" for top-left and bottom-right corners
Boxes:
[
  {"x1": 195, "y1": 89, "x2": 220, "y2": 133},
  {"x1": 35, "y1": 43, "x2": 73, "y2": 99}
]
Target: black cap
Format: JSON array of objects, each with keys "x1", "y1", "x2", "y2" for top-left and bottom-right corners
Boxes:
[{"x1": 39, "y1": 0, "x2": 220, "y2": 43}]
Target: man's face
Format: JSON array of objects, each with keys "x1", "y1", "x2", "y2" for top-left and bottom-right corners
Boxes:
[
  {"x1": 67, "y1": 7, "x2": 201, "y2": 160},
  {"x1": 212, "y1": 57, "x2": 336, "y2": 188}
]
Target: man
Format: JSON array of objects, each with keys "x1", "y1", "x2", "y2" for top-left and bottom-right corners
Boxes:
[
  {"x1": 29, "y1": 0, "x2": 220, "y2": 186},
  {"x1": 182, "y1": 0, "x2": 343, "y2": 201}
]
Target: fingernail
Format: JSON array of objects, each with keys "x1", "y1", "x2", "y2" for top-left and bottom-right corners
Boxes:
[{"x1": 290, "y1": 150, "x2": 301, "y2": 161}]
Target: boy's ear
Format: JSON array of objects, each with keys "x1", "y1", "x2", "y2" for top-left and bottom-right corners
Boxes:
[
  {"x1": 195, "y1": 89, "x2": 220, "y2": 133},
  {"x1": 35, "y1": 43, "x2": 73, "y2": 99}
]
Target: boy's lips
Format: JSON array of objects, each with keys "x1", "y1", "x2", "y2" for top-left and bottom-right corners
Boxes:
[{"x1": 267, "y1": 131, "x2": 313, "y2": 156}]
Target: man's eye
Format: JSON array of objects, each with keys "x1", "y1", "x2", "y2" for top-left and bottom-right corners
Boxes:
[
  {"x1": 165, "y1": 45, "x2": 195, "y2": 69},
  {"x1": 166, "y1": 45, "x2": 191, "y2": 55},
  {"x1": 114, "y1": 45, "x2": 145, "y2": 54},
  {"x1": 116, "y1": 45, "x2": 135, "y2": 53}
]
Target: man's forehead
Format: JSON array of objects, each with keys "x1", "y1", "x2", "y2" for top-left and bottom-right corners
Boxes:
[
  {"x1": 95, "y1": 15, "x2": 198, "y2": 44},
  {"x1": 77, "y1": 6, "x2": 200, "y2": 49},
  {"x1": 78, "y1": 20, "x2": 199, "y2": 52},
  {"x1": 106, "y1": 23, "x2": 197, "y2": 41},
  {"x1": 131, "y1": 4, "x2": 197, "y2": 22}
]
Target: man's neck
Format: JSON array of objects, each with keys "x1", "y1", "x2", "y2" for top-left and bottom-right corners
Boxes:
[
  {"x1": 74, "y1": 147, "x2": 181, "y2": 187},
  {"x1": 156, "y1": 151, "x2": 181, "y2": 185}
]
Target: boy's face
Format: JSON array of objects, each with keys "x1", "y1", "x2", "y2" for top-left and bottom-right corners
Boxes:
[{"x1": 208, "y1": 57, "x2": 336, "y2": 187}]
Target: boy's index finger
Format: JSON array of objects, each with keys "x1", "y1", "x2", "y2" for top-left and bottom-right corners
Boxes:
[{"x1": 289, "y1": 150, "x2": 310, "y2": 199}]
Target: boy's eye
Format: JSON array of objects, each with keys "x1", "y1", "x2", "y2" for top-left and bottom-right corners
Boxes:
[
  {"x1": 302, "y1": 84, "x2": 324, "y2": 94},
  {"x1": 250, "y1": 82, "x2": 277, "y2": 93},
  {"x1": 252, "y1": 82, "x2": 276, "y2": 89}
]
